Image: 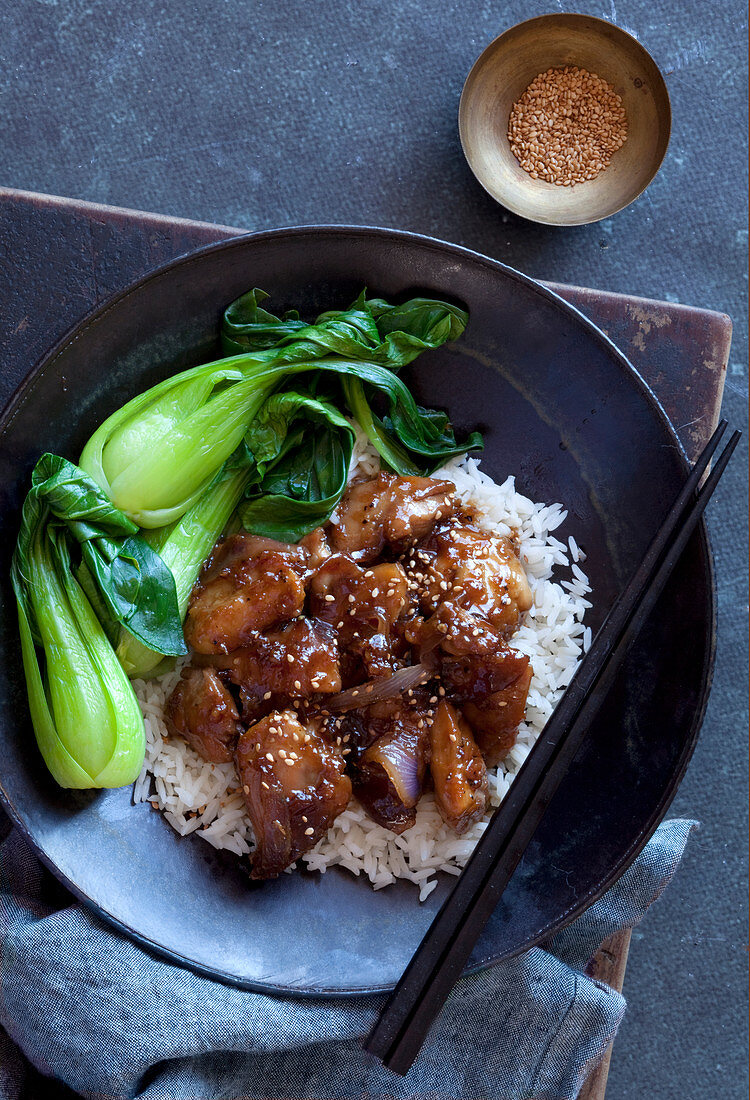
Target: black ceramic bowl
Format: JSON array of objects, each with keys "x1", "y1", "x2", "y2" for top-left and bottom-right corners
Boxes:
[{"x1": 0, "y1": 227, "x2": 714, "y2": 995}]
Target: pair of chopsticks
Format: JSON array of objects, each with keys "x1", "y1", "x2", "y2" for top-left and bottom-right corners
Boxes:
[{"x1": 365, "y1": 418, "x2": 740, "y2": 1075}]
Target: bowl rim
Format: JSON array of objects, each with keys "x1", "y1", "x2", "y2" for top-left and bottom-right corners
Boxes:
[
  {"x1": 0, "y1": 224, "x2": 715, "y2": 996},
  {"x1": 458, "y1": 12, "x2": 673, "y2": 226}
]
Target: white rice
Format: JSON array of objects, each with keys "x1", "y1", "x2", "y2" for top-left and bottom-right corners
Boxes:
[{"x1": 132, "y1": 427, "x2": 592, "y2": 901}]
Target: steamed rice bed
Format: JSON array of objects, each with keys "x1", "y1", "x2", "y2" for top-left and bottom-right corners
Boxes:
[{"x1": 133, "y1": 431, "x2": 592, "y2": 901}]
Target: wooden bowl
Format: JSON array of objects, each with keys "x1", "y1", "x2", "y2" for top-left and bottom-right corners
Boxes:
[{"x1": 459, "y1": 14, "x2": 671, "y2": 225}]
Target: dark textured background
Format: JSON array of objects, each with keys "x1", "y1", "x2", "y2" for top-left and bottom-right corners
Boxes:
[{"x1": 1, "y1": 1, "x2": 747, "y2": 1097}]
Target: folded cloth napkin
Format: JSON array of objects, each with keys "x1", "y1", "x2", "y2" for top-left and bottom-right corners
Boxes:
[{"x1": 0, "y1": 819, "x2": 696, "y2": 1100}]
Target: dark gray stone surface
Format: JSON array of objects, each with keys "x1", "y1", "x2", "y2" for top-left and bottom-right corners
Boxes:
[{"x1": 1, "y1": 1, "x2": 747, "y2": 1097}]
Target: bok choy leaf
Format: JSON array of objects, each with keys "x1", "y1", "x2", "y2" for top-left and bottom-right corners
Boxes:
[
  {"x1": 23, "y1": 454, "x2": 185, "y2": 656},
  {"x1": 236, "y1": 385, "x2": 355, "y2": 541},
  {"x1": 221, "y1": 289, "x2": 468, "y2": 367}
]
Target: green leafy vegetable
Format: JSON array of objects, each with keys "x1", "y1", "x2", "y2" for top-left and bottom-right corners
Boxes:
[
  {"x1": 12, "y1": 514, "x2": 145, "y2": 789},
  {"x1": 79, "y1": 290, "x2": 477, "y2": 530},
  {"x1": 116, "y1": 461, "x2": 255, "y2": 677},
  {"x1": 21, "y1": 454, "x2": 185, "y2": 656},
  {"x1": 237, "y1": 384, "x2": 356, "y2": 540},
  {"x1": 221, "y1": 289, "x2": 468, "y2": 367},
  {"x1": 79, "y1": 362, "x2": 274, "y2": 528}
]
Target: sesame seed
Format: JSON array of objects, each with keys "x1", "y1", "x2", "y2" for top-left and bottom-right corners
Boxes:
[
  {"x1": 265, "y1": 753, "x2": 274, "y2": 762},
  {"x1": 304, "y1": 827, "x2": 315, "y2": 835},
  {"x1": 284, "y1": 758, "x2": 295, "y2": 767},
  {"x1": 508, "y1": 66, "x2": 627, "y2": 186},
  {"x1": 294, "y1": 680, "x2": 301, "y2": 690},
  {"x1": 243, "y1": 784, "x2": 250, "y2": 794},
  {"x1": 287, "y1": 653, "x2": 295, "y2": 663},
  {"x1": 263, "y1": 691, "x2": 272, "y2": 701},
  {"x1": 324, "y1": 594, "x2": 335, "y2": 602},
  {"x1": 261, "y1": 781, "x2": 270, "y2": 789}
]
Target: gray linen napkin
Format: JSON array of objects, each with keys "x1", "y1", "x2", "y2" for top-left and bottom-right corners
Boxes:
[{"x1": 0, "y1": 819, "x2": 696, "y2": 1100}]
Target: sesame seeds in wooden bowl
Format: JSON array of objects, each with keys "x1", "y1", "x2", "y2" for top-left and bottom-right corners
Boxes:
[{"x1": 459, "y1": 14, "x2": 671, "y2": 226}]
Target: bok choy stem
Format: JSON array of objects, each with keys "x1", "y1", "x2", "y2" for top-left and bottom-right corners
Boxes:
[
  {"x1": 341, "y1": 377, "x2": 421, "y2": 475},
  {"x1": 116, "y1": 462, "x2": 255, "y2": 677}
]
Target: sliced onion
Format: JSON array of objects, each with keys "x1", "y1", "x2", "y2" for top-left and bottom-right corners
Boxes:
[
  {"x1": 326, "y1": 663, "x2": 431, "y2": 712},
  {"x1": 365, "y1": 731, "x2": 424, "y2": 807}
]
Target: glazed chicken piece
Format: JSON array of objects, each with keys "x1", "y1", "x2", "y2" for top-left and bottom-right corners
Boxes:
[
  {"x1": 352, "y1": 695, "x2": 432, "y2": 833},
  {"x1": 235, "y1": 709, "x2": 352, "y2": 878},
  {"x1": 441, "y1": 647, "x2": 530, "y2": 705},
  {"x1": 406, "y1": 601, "x2": 529, "y2": 696},
  {"x1": 203, "y1": 618, "x2": 341, "y2": 720},
  {"x1": 404, "y1": 600, "x2": 499, "y2": 668},
  {"x1": 165, "y1": 667, "x2": 244, "y2": 763},
  {"x1": 429, "y1": 701, "x2": 488, "y2": 833},
  {"x1": 407, "y1": 601, "x2": 531, "y2": 764},
  {"x1": 329, "y1": 472, "x2": 457, "y2": 562},
  {"x1": 185, "y1": 534, "x2": 307, "y2": 654},
  {"x1": 463, "y1": 663, "x2": 533, "y2": 767},
  {"x1": 298, "y1": 526, "x2": 332, "y2": 570},
  {"x1": 413, "y1": 521, "x2": 533, "y2": 636},
  {"x1": 309, "y1": 554, "x2": 409, "y2": 679}
]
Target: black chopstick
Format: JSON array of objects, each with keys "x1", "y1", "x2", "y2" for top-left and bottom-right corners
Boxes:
[{"x1": 365, "y1": 420, "x2": 740, "y2": 1075}]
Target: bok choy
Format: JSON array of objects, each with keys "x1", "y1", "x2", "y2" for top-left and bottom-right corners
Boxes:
[
  {"x1": 22, "y1": 454, "x2": 185, "y2": 656},
  {"x1": 12, "y1": 491, "x2": 146, "y2": 788},
  {"x1": 79, "y1": 291, "x2": 479, "y2": 529},
  {"x1": 115, "y1": 460, "x2": 256, "y2": 676}
]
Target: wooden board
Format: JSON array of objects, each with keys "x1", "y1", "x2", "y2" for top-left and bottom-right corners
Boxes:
[{"x1": 0, "y1": 187, "x2": 731, "y2": 1099}]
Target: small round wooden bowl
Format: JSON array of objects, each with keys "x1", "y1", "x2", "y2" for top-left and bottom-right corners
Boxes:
[{"x1": 459, "y1": 14, "x2": 671, "y2": 225}]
